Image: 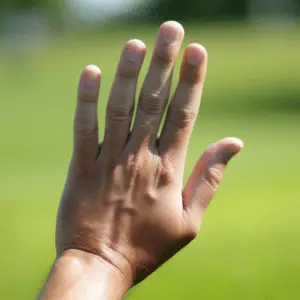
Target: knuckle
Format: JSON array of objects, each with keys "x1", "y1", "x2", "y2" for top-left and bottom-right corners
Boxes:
[
  {"x1": 74, "y1": 116, "x2": 97, "y2": 138},
  {"x1": 155, "y1": 38, "x2": 177, "y2": 66},
  {"x1": 74, "y1": 124, "x2": 98, "y2": 139},
  {"x1": 204, "y1": 167, "x2": 223, "y2": 190},
  {"x1": 140, "y1": 92, "x2": 165, "y2": 116},
  {"x1": 106, "y1": 105, "x2": 132, "y2": 122},
  {"x1": 74, "y1": 103, "x2": 98, "y2": 138},
  {"x1": 155, "y1": 50, "x2": 174, "y2": 66},
  {"x1": 168, "y1": 106, "x2": 197, "y2": 129}
]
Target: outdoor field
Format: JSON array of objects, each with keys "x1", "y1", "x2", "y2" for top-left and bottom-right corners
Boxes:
[{"x1": 0, "y1": 22, "x2": 299, "y2": 299}]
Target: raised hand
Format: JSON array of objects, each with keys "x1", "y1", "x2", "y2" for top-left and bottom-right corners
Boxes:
[{"x1": 40, "y1": 21, "x2": 243, "y2": 300}]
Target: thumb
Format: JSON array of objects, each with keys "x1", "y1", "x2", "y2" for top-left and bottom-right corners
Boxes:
[{"x1": 183, "y1": 137, "x2": 243, "y2": 221}]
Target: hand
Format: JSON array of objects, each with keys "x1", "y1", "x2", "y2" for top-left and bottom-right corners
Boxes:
[{"x1": 55, "y1": 21, "x2": 243, "y2": 291}]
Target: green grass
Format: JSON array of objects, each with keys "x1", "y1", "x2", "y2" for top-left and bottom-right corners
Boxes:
[{"x1": 0, "y1": 21, "x2": 299, "y2": 299}]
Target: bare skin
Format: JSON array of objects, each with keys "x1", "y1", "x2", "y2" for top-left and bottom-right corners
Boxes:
[{"x1": 38, "y1": 21, "x2": 243, "y2": 300}]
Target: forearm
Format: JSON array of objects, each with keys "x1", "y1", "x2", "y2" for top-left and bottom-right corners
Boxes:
[{"x1": 38, "y1": 250, "x2": 131, "y2": 300}]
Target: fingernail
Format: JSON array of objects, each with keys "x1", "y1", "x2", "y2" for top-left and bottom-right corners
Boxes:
[
  {"x1": 158, "y1": 27, "x2": 180, "y2": 46},
  {"x1": 84, "y1": 65, "x2": 101, "y2": 88},
  {"x1": 224, "y1": 137, "x2": 244, "y2": 150},
  {"x1": 159, "y1": 21, "x2": 184, "y2": 46},
  {"x1": 218, "y1": 143, "x2": 243, "y2": 165},
  {"x1": 186, "y1": 44, "x2": 207, "y2": 66},
  {"x1": 124, "y1": 40, "x2": 146, "y2": 65}
]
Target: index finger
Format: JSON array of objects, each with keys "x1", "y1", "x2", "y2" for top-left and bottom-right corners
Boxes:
[{"x1": 158, "y1": 44, "x2": 207, "y2": 172}]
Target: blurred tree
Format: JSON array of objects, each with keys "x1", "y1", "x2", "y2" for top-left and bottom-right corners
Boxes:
[
  {"x1": 0, "y1": 0, "x2": 60, "y2": 12},
  {"x1": 0, "y1": 0, "x2": 65, "y2": 31},
  {"x1": 249, "y1": 0, "x2": 299, "y2": 18},
  {"x1": 138, "y1": 0, "x2": 247, "y2": 22},
  {"x1": 131, "y1": 0, "x2": 300, "y2": 22}
]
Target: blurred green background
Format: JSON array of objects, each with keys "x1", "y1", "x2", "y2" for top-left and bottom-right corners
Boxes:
[{"x1": 0, "y1": 0, "x2": 299, "y2": 299}]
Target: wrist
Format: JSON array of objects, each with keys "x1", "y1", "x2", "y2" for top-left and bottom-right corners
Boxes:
[
  {"x1": 39, "y1": 249, "x2": 132, "y2": 300},
  {"x1": 61, "y1": 249, "x2": 132, "y2": 296}
]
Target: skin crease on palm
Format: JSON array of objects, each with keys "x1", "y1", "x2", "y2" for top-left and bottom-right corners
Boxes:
[{"x1": 40, "y1": 21, "x2": 243, "y2": 298}]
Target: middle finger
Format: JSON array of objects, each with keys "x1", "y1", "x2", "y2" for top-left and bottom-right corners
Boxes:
[{"x1": 128, "y1": 21, "x2": 184, "y2": 150}]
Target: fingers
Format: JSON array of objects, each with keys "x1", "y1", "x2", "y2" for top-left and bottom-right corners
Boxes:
[
  {"x1": 182, "y1": 138, "x2": 243, "y2": 225},
  {"x1": 128, "y1": 21, "x2": 184, "y2": 149},
  {"x1": 73, "y1": 65, "x2": 101, "y2": 174},
  {"x1": 100, "y1": 40, "x2": 146, "y2": 163},
  {"x1": 159, "y1": 44, "x2": 207, "y2": 171}
]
